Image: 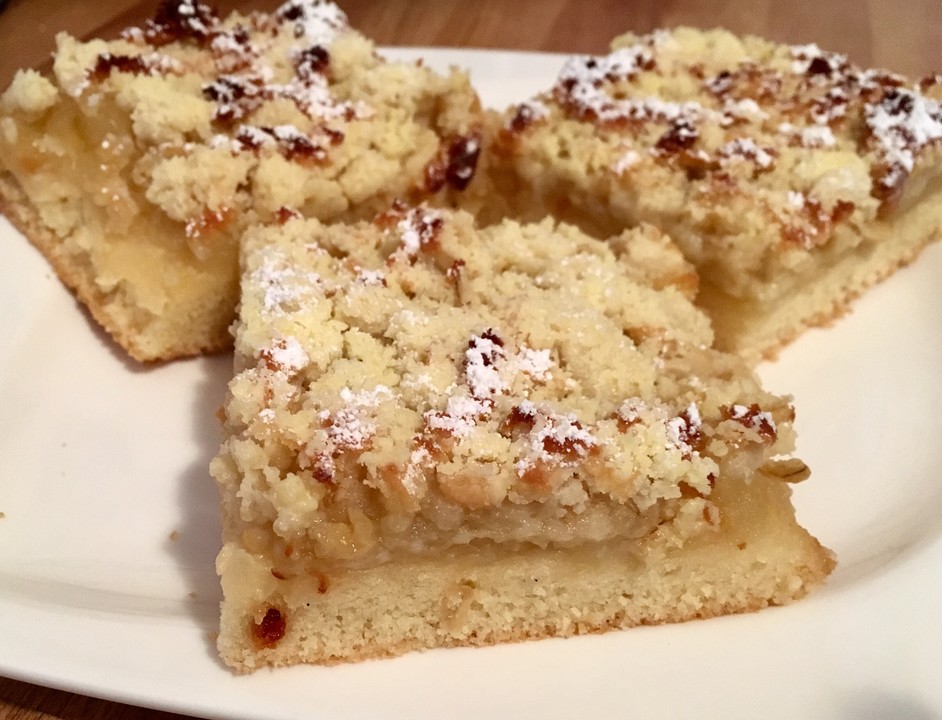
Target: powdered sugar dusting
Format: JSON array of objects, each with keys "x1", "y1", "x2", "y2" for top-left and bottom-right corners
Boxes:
[
  {"x1": 210, "y1": 30, "x2": 249, "y2": 57},
  {"x1": 721, "y1": 97, "x2": 767, "y2": 124},
  {"x1": 298, "y1": 385, "x2": 395, "y2": 482},
  {"x1": 665, "y1": 402, "x2": 702, "y2": 457},
  {"x1": 616, "y1": 397, "x2": 668, "y2": 426},
  {"x1": 789, "y1": 43, "x2": 849, "y2": 76},
  {"x1": 779, "y1": 122, "x2": 837, "y2": 149},
  {"x1": 339, "y1": 385, "x2": 392, "y2": 407},
  {"x1": 232, "y1": 124, "x2": 272, "y2": 148},
  {"x1": 790, "y1": 43, "x2": 823, "y2": 73},
  {"x1": 556, "y1": 45, "x2": 712, "y2": 126},
  {"x1": 730, "y1": 404, "x2": 777, "y2": 434},
  {"x1": 250, "y1": 252, "x2": 324, "y2": 313},
  {"x1": 465, "y1": 333, "x2": 507, "y2": 399},
  {"x1": 275, "y1": 0, "x2": 348, "y2": 46},
  {"x1": 354, "y1": 267, "x2": 386, "y2": 286},
  {"x1": 865, "y1": 88, "x2": 942, "y2": 194},
  {"x1": 265, "y1": 335, "x2": 309, "y2": 373},
  {"x1": 617, "y1": 397, "x2": 646, "y2": 425},
  {"x1": 422, "y1": 334, "x2": 555, "y2": 441},
  {"x1": 508, "y1": 99, "x2": 550, "y2": 130},
  {"x1": 613, "y1": 149, "x2": 641, "y2": 175},
  {"x1": 557, "y1": 46, "x2": 654, "y2": 109},
  {"x1": 466, "y1": 334, "x2": 554, "y2": 397},
  {"x1": 210, "y1": 123, "x2": 332, "y2": 161},
  {"x1": 548, "y1": 29, "x2": 942, "y2": 203},
  {"x1": 787, "y1": 190, "x2": 806, "y2": 209},
  {"x1": 717, "y1": 138, "x2": 775, "y2": 169},
  {"x1": 514, "y1": 404, "x2": 598, "y2": 476},
  {"x1": 513, "y1": 347, "x2": 553, "y2": 381},
  {"x1": 400, "y1": 446, "x2": 430, "y2": 496},
  {"x1": 328, "y1": 408, "x2": 375, "y2": 450},
  {"x1": 199, "y1": 7, "x2": 369, "y2": 134},
  {"x1": 268, "y1": 74, "x2": 365, "y2": 121},
  {"x1": 799, "y1": 124, "x2": 837, "y2": 148},
  {"x1": 425, "y1": 394, "x2": 491, "y2": 439},
  {"x1": 328, "y1": 386, "x2": 392, "y2": 449},
  {"x1": 392, "y1": 207, "x2": 444, "y2": 261}
]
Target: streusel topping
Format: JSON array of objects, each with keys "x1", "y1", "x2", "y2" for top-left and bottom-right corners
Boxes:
[
  {"x1": 542, "y1": 30, "x2": 942, "y2": 206},
  {"x1": 500, "y1": 27, "x2": 942, "y2": 298},
  {"x1": 1, "y1": 0, "x2": 483, "y2": 239},
  {"x1": 213, "y1": 207, "x2": 798, "y2": 571}
]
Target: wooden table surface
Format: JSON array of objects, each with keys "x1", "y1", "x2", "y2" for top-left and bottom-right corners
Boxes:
[{"x1": 1, "y1": 0, "x2": 940, "y2": 718}]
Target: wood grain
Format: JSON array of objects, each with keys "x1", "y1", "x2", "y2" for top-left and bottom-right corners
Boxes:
[
  {"x1": 2, "y1": 0, "x2": 942, "y2": 86},
  {"x1": 0, "y1": 677, "x2": 185, "y2": 720},
  {"x1": 0, "y1": 0, "x2": 939, "y2": 718}
]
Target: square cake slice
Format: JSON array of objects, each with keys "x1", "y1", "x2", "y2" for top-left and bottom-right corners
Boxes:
[
  {"x1": 488, "y1": 27, "x2": 942, "y2": 361},
  {"x1": 0, "y1": 0, "x2": 482, "y2": 362},
  {"x1": 211, "y1": 205, "x2": 833, "y2": 670}
]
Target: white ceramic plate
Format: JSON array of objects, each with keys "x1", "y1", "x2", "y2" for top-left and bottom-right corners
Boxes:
[{"x1": 1, "y1": 48, "x2": 941, "y2": 720}]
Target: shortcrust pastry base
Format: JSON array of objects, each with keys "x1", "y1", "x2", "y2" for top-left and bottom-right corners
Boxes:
[
  {"x1": 217, "y1": 473, "x2": 834, "y2": 671},
  {"x1": 698, "y1": 192, "x2": 942, "y2": 361}
]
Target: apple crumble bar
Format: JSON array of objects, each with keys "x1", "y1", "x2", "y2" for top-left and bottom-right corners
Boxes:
[
  {"x1": 211, "y1": 205, "x2": 833, "y2": 670},
  {"x1": 0, "y1": 0, "x2": 482, "y2": 361},
  {"x1": 489, "y1": 27, "x2": 942, "y2": 360}
]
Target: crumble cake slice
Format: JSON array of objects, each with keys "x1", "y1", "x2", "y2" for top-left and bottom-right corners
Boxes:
[
  {"x1": 0, "y1": 0, "x2": 482, "y2": 362},
  {"x1": 211, "y1": 205, "x2": 833, "y2": 670},
  {"x1": 488, "y1": 27, "x2": 942, "y2": 361}
]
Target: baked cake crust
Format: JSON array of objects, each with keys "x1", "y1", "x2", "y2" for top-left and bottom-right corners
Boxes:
[
  {"x1": 211, "y1": 206, "x2": 833, "y2": 670},
  {"x1": 217, "y1": 472, "x2": 833, "y2": 668},
  {"x1": 489, "y1": 27, "x2": 942, "y2": 360},
  {"x1": 0, "y1": 0, "x2": 483, "y2": 361}
]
